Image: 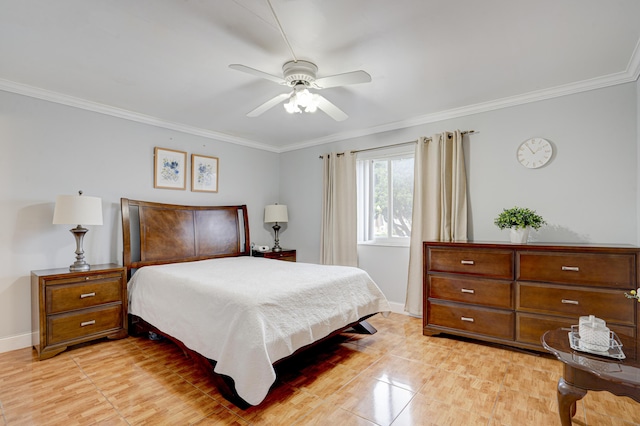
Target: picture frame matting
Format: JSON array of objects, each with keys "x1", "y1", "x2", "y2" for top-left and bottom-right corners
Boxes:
[
  {"x1": 191, "y1": 154, "x2": 219, "y2": 193},
  {"x1": 154, "y1": 147, "x2": 187, "y2": 190}
]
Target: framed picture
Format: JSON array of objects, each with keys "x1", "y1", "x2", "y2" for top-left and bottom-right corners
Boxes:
[
  {"x1": 154, "y1": 147, "x2": 187, "y2": 190},
  {"x1": 191, "y1": 154, "x2": 219, "y2": 193}
]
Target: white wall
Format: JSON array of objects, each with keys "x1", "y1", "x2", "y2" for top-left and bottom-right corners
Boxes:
[
  {"x1": 280, "y1": 83, "x2": 639, "y2": 309},
  {"x1": 1, "y1": 81, "x2": 638, "y2": 352},
  {"x1": 0, "y1": 90, "x2": 280, "y2": 351}
]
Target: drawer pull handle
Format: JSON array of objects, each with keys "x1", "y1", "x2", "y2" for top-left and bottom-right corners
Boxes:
[
  {"x1": 80, "y1": 292, "x2": 96, "y2": 299},
  {"x1": 461, "y1": 317, "x2": 474, "y2": 322},
  {"x1": 561, "y1": 266, "x2": 580, "y2": 272},
  {"x1": 460, "y1": 260, "x2": 475, "y2": 265},
  {"x1": 80, "y1": 320, "x2": 96, "y2": 327},
  {"x1": 561, "y1": 299, "x2": 579, "y2": 305},
  {"x1": 461, "y1": 288, "x2": 475, "y2": 294}
]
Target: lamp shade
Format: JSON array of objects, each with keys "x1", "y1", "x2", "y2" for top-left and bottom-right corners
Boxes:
[
  {"x1": 53, "y1": 194, "x2": 103, "y2": 225},
  {"x1": 264, "y1": 204, "x2": 288, "y2": 223}
]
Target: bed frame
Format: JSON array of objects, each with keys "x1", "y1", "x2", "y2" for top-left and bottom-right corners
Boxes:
[{"x1": 121, "y1": 198, "x2": 376, "y2": 408}]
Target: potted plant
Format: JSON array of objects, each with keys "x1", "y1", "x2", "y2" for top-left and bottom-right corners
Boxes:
[{"x1": 494, "y1": 206, "x2": 546, "y2": 243}]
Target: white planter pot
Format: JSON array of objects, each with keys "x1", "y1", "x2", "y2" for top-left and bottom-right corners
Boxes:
[{"x1": 510, "y1": 227, "x2": 530, "y2": 243}]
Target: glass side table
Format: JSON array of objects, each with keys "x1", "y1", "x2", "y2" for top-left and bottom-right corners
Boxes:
[{"x1": 541, "y1": 328, "x2": 640, "y2": 426}]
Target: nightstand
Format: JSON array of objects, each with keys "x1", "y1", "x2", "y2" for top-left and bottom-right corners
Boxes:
[
  {"x1": 252, "y1": 249, "x2": 296, "y2": 262},
  {"x1": 31, "y1": 263, "x2": 128, "y2": 360}
]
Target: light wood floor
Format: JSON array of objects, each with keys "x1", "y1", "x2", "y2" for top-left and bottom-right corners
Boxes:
[{"x1": 1, "y1": 313, "x2": 638, "y2": 425}]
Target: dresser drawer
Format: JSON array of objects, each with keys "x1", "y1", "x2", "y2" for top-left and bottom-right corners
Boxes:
[
  {"x1": 517, "y1": 252, "x2": 635, "y2": 288},
  {"x1": 47, "y1": 305, "x2": 123, "y2": 345},
  {"x1": 516, "y1": 312, "x2": 636, "y2": 359},
  {"x1": 427, "y1": 301, "x2": 514, "y2": 340},
  {"x1": 428, "y1": 247, "x2": 513, "y2": 279},
  {"x1": 46, "y1": 277, "x2": 123, "y2": 314},
  {"x1": 429, "y1": 275, "x2": 513, "y2": 309},
  {"x1": 517, "y1": 282, "x2": 635, "y2": 326}
]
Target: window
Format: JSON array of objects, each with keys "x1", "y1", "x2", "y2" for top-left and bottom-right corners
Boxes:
[{"x1": 357, "y1": 152, "x2": 414, "y2": 245}]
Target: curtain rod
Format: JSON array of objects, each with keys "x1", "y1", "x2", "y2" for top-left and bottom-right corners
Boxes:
[
  {"x1": 351, "y1": 130, "x2": 476, "y2": 155},
  {"x1": 319, "y1": 130, "x2": 476, "y2": 159}
]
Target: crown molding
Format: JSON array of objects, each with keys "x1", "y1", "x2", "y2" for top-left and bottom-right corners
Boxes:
[
  {"x1": 281, "y1": 38, "x2": 640, "y2": 153},
  {"x1": 281, "y1": 60, "x2": 640, "y2": 153},
  {"x1": 2, "y1": 36, "x2": 638, "y2": 155},
  {"x1": 627, "y1": 37, "x2": 640, "y2": 81},
  {"x1": 0, "y1": 79, "x2": 280, "y2": 153}
]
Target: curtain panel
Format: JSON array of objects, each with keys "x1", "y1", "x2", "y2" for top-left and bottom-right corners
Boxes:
[
  {"x1": 320, "y1": 152, "x2": 358, "y2": 266},
  {"x1": 356, "y1": 160, "x2": 373, "y2": 243},
  {"x1": 405, "y1": 131, "x2": 468, "y2": 316}
]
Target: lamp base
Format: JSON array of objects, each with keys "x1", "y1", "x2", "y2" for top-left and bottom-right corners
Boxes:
[
  {"x1": 70, "y1": 261, "x2": 91, "y2": 272},
  {"x1": 68, "y1": 225, "x2": 92, "y2": 272},
  {"x1": 272, "y1": 223, "x2": 282, "y2": 252}
]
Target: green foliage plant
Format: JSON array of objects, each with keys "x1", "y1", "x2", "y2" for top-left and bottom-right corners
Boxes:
[{"x1": 494, "y1": 207, "x2": 546, "y2": 230}]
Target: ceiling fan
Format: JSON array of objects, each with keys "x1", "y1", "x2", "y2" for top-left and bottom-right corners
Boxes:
[
  {"x1": 229, "y1": 60, "x2": 371, "y2": 121},
  {"x1": 228, "y1": 0, "x2": 371, "y2": 121}
]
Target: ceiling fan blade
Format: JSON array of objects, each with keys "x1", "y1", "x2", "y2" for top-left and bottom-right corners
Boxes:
[
  {"x1": 315, "y1": 95, "x2": 348, "y2": 121},
  {"x1": 247, "y1": 93, "x2": 291, "y2": 117},
  {"x1": 229, "y1": 64, "x2": 286, "y2": 85},
  {"x1": 314, "y1": 70, "x2": 372, "y2": 89}
]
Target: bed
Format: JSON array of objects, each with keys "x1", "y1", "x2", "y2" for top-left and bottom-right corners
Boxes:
[{"x1": 121, "y1": 198, "x2": 390, "y2": 407}]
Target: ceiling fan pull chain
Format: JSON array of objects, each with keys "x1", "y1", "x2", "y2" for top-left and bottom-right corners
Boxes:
[{"x1": 267, "y1": 0, "x2": 298, "y2": 62}]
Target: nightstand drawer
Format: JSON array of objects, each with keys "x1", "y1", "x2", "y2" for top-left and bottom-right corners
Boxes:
[
  {"x1": 268, "y1": 252, "x2": 296, "y2": 262},
  {"x1": 252, "y1": 249, "x2": 296, "y2": 262},
  {"x1": 427, "y1": 248, "x2": 513, "y2": 279},
  {"x1": 429, "y1": 275, "x2": 513, "y2": 309},
  {"x1": 517, "y1": 252, "x2": 635, "y2": 288},
  {"x1": 47, "y1": 305, "x2": 123, "y2": 345},
  {"x1": 516, "y1": 282, "x2": 635, "y2": 325},
  {"x1": 46, "y1": 276, "x2": 123, "y2": 314},
  {"x1": 427, "y1": 301, "x2": 514, "y2": 340}
]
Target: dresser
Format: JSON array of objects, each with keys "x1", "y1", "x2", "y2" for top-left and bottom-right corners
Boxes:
[
  {"x1": 252, "y1": 249, "x2": 296, "y2": 262},
  {"x1": 31, "y1": 264, "x2": 128, "y2": 360},
  {"x1": 423, "y1": 242, "x2": 639, "y2": 359}
]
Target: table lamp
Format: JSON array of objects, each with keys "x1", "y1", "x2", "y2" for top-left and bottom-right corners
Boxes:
[
  {"x1": 53, "y1": 191, "x2": 103, "y2": 271},
  {"x1": 264, "y1": 204, "x2": 288, "y2": 252}
]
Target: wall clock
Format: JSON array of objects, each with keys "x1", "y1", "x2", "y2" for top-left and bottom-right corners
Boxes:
[{"x1": 517, "y1": 138, "x2": 553, "y2": 169}]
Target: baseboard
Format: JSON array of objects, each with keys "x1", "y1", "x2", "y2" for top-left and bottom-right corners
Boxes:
[
  {"x1": 0, "y1": 332, "x2": 32, "y2": 354},
  {"x1": 387, "y1": 301, "x2": 409, "y2": 315}
]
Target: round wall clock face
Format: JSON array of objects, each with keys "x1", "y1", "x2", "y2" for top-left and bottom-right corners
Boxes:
[{"x1": 517, "y1": 138, "x2": 553, "y2": 169}]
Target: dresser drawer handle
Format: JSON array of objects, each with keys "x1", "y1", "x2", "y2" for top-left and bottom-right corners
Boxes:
[
  {"x1": 80, "y1": 292, "x2": 96, "y2": 299},
  {"x1": 461, "y1": 288, "x2": 475, "y2": 294},
  {"x1": 461, "y1": 317, "x2": 474, "y2": 322},
  {"x1": 561, "y1": 299, "x2": 579, "y2": 305},
  {"x1": 561, "y1": 266, "x2": 580, "y2": 272},
  {"x1": 460, "y1": 260, "x2": 475, "y2": 265},
  {"x1": 80, "y1": 320, "x2": 96, "y2": 327}
]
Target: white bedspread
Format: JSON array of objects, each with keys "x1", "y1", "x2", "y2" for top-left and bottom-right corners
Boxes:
[{"x1": 127, "y1": 256, "x2": 390, "y2": 405}]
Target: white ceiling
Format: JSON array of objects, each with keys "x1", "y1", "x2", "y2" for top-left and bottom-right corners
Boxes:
[{"x1": 1, "y1": 0, "x2": 639, "y2": 152}]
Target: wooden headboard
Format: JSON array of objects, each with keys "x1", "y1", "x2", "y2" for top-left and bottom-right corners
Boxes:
[{"x1": 121, "y1": 198, "x2": 250, "y2": 275}]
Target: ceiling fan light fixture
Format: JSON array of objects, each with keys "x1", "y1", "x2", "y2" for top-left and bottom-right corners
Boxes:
[
  {"x1": 295, "y1": 88, "x2": 314, "y2": 107},
  {"x1": 284, "y1": 98, "x2": 301, "y2": 114},
  {"x1": 306, "y1": 94, "x2": 320, "y2": 113},
  {"x1": 283, "y1": 88, "x2": 320, "y2": 114}
]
